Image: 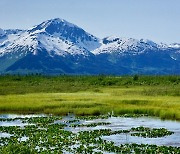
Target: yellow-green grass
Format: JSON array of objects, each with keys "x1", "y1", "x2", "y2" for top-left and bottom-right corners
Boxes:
[{"x1": 0, "y1": 86, "x2": 179, "y2": 121}]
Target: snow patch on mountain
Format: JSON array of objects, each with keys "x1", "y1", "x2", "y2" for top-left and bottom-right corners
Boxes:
[
  {"x1": 169, "y1": 43, "x2": 180, "y2": 49},
  {"x1": 38, "y1": 34, "x2": 90, "y2": 57},
  {"x1": 92, "y1": 36, "x2": 159, "y2": 55}
]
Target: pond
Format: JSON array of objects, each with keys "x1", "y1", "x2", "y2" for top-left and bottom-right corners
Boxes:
[{"x1": 0, "y1": 114, "x2": 180, "y2": 153}]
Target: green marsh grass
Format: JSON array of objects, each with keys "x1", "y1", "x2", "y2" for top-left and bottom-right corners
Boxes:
[{"x1": 0, "y1": 75, "x2": 179, "y2": 120}]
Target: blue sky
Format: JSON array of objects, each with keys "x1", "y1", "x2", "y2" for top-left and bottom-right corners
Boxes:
[{"x1": 0, "y1": 0, "x2": 179, "y2": 44}]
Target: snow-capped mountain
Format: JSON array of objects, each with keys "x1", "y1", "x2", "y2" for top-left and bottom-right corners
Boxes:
[
  {"x1": 28, "y1": 18, "x2": 101, "y2": 51},
  {"x1": 0, "y1": 18, "x2": 179, "y2": 75},
  {"x1": 0, "y1": 18, "x2": 99, "y2": 58}
]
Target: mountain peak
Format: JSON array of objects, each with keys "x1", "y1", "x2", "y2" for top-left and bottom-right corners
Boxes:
[
  {"x1": 41, "y1": 18, "x2": 78, "y2": 29},
  {"x1": 28, "y1": 18, "x2": 79, "y2": 34},
  {"x1": 27, "y1": 18, "x2": 100, "y2": 51}
]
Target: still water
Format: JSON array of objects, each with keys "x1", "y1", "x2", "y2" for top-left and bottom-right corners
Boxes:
[{"x1": 0, "y1": 114, "x2": 180, "y2": 147}]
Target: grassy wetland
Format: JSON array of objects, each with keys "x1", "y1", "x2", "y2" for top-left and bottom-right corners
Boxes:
[
  {"x1": 0, "y1": 75, "x2": 180, "y2": 153},
  {"x1": 0, "y1": 75, "x2": 179, "y2": 120}
]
